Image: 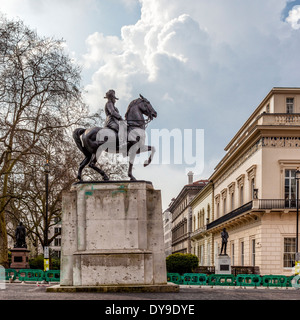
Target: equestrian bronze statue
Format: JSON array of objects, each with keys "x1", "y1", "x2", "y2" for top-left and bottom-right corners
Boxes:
[{"x1": 73, "y1": 91, "x2": 157, "y2": 181}]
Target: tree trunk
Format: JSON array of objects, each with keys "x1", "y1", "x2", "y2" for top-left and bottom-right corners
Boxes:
[{"x1": 0, "y1": 211, "x2": 8, "y2": 268}]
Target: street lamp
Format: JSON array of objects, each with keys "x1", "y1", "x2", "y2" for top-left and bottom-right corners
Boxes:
[
  {"x1": 295, "y1": 169, "x2": 300, "y2": 274},
  {"x1": 44, "y1": 160, "x2": 50, "y2": 272}
]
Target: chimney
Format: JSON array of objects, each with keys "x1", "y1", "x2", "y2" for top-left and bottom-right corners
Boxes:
[{"x1": 187, "y1": 171, "x2": 194, "y2": 184}]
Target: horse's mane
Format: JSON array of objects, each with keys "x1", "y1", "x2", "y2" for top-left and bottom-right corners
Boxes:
[{"x1": 125, "y1": 98, "x2": 142, "y2": 120}]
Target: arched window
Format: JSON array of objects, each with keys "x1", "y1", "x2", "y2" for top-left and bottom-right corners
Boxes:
[{"x1": 207, "y1": 204, "x2": 210, "y2": 223}]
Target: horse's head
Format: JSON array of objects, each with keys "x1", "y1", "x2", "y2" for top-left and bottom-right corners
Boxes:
[
  {"x1": 139, "y1": 94, "x2": 157, "y2": 121},
  {"x1": 125, "y1": 95, "x2": 157, "y2": 129}
]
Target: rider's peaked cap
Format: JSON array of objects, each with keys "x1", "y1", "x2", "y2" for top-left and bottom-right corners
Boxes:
[{"x1": 104, "y1": 89, "x2": 119, "y2": 100}]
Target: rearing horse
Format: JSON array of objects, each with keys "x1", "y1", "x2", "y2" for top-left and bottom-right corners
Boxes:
[{"x1": 73, "y1": 94, "x2": 157, "y2": 181}]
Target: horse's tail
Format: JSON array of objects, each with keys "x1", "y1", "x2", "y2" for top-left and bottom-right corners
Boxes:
[{"x1": 73, "y1": 128, "x2": 89, "y2": 156}]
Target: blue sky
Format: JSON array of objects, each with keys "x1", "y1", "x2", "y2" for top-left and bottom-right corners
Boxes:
[
  {"x1": 281, "y1": 0, "x2": 300, "y2": 20},
  {"x1": 1, "y1": 0, "x2": 300, "y2": 209}
]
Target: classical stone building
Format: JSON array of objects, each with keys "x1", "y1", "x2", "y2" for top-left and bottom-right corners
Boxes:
[
  {"x1": 192, "y1": 87, "x2": 300, "y2": 275},
  {"x1": 162, "y1": 209, "x2": 172, "y2": 257},
  {"x1": 190, "y1": 182, "x2": 214, "y2": 266},
  {"x1": 169, "y1": 172, "x2": 209, "y2": 254}
]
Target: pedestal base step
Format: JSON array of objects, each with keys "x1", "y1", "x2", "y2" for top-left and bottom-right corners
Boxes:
[{"x1": 46, "y1": 283, "x2": 179, "y2": 293}]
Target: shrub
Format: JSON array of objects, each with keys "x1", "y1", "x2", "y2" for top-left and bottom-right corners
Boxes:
[
  {"x1": 166, "y1": 253, "x2": 199, "y2": 274},
  {"x1": 29, "y1": 255, "x2": 44, "y2": 269},
  {"x1": 29, "y1": 254, "x2": 60, "y2": 270}
]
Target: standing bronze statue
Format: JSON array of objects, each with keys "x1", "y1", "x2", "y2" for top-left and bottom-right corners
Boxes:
[
  {"x1": 73, "y1": 90, "x2": 157, "y2": 181},
  {"x1": 14, "y1": 222, "x2": 27, "y2": 248},
  {"x1": 220, "y1": 228, "x2": 229, "y2": 255}
]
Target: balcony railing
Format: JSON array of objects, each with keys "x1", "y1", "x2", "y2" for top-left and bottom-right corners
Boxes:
[
  {"x1": 257, "y1": 113, "x2": 300, "y2": 126},
  {"x1": 207, "y1": 201, "x2": 253, "y2": 230},
  {"x1": 257, "y1": 199, "x2": 300, "y2": 209},
  {"x1": 206, "y1": 199, "x2": 299, "y2": 230},
  {"x1": 191, "y1": 226, "x2": 206, "y2": 238}
]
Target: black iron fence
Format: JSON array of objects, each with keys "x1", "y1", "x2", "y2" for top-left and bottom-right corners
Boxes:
[{"x1": 192, "y1": 265, "x2": 259, "y2": 276}]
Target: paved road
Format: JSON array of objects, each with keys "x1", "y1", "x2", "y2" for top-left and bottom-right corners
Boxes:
[
  {"x1": 1, "y1": 282, "x2": 300, "y2": 300},
  {"x1": 1, "y1": 283, "x2": 298, "y2": 319}
]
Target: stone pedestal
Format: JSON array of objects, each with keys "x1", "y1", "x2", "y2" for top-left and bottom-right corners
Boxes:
[
  {"x1": 215, "y1": 254, "x2": 231, "y2": 274},
  {"x1": 48, "y1": 181, "x2": 178, "y2": 293},
  {"x1": 10, "y1": 248, "x2": 30, "y2": 269}
]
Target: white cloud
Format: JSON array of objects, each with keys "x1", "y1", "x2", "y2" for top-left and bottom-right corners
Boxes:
[
  {"x1": 4, "y1": 0, "x2": 296, "y2": 207},
  {"x1": 83, "y1": 32, "x2": 124, "y2": 69},
  {"x1": 286, "y1": 5, "x2": 300, "y2": 29},
  {"x1": 82, "y1": 5, "x2": 215, "y2": 116},
  {"x1": 80, "y1": 0, "x2": 300, "y2": 206}
]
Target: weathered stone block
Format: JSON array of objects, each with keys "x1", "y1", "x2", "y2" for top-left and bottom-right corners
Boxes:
[{"x1": 60, "y1": 181, "x2": 168, "y2": 287}]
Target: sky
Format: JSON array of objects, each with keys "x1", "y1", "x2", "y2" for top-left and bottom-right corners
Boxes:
[{"x1": 1, "y1": 0, "x2": 300, "y2": 210}]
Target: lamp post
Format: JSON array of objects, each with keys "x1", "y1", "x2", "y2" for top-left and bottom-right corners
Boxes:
[
  {"x1": 295, "y1": 169, "x2": 300, "y2": 275},
  {"x1": 44, "y1": 160, "x2": 50, "y2": 272}
]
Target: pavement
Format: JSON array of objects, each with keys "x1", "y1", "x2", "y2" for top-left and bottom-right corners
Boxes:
[
  {"x1": 1, "y1": 282, "x2": 298, "y2": 319},
  {"x1": 1, "y1": 282, "x2": 300, "y2": 300}
]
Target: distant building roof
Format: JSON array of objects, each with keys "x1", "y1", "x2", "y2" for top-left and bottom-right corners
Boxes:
[
  {"x1": 168, "y1": 179, "x2": 210, "y2": 213},
  {"x1": 185, "y1": 179, "x2": 209, "y2": 187}
]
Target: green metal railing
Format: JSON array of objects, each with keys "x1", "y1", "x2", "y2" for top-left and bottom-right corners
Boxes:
[
  {"x1": 3, "y1": 269, "x2": 298, "y2": 288},
  {"x1": 5, "y1": 269, "x2": 60, "y2": 282},
  {"x1": 168, "y1": 272, "x2": 298, "y2": 288}
]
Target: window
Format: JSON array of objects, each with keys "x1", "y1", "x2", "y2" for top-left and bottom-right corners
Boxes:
[
  {"x1": 221, "y1": 189, "x2": 227, "y2": 215},
  {"x1": 215, "y1": 195, "x2": 220, "y2": 219},
  {"x1": 231, "y1": 243, "x2": 235, "y2": 265},
  {"x1": 240, "y1": 186, "x2": 244, "y2": 206},
  {"x1": 54, "y1": 217, "x2": 61, "y2": 223},
  {"x1": 207, "y1": 204, "x2": 210, "y2": 223},
  {"x1": 207, "y1": 242, "x2": 211, "y2": 266},
  {"x1": 240, "y1": 241, "x2": 244, "y2": 266},
  {"x1": 266, "y1": 104, "x2": 270, "y2": 113},
  {"x1": 231, "y1": 192, "x2": 234, "y2": 211},
  {"x1": 283, "y1": 238, "x2": 296, "y2": 268},
  {"x1": 54, "y1": 227, "x2": 61, "y2": 235},
  {"x1": 251, "y1": 239, "x2": 256, "y2": 266},
  {"x1": 54, "y1": 238, "x2": 61, "y2": 246},
  {"x1": 285, "y1": 169, "x2": 296, "y2": 208},
  {"x1": 236, "y1": 174, "x2": 245, "y2": 206},
  {"x1": 251, "y1": 178, "x2": 255, "y2": 199},
  {"x1": 200, "y1": 244, "x2": 204, "y2": 265},
  {"x1": 286, "y1": 98, "x2": 294, "y2": 114}
]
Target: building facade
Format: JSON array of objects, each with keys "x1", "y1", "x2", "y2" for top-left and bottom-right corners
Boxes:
[
  {"x1": 169, "y1": 172, "x2": 209, "y2": 254},
  {"x1": 191, "y1": 87, "x2": 300, "y2": 275},
  {"x1": 190, "y1": 182, "x2": 214, "y2": 266},
  {"x1": 162, "y1": 209, "x2": 172, "y2": 257}
]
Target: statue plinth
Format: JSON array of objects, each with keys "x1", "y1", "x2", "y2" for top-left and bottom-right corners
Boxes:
[
  {"x1": 215, "y1": 254, "x2": 231, "y2": 274},
  {"x1": 10, "y1": 248, "x2": 30, "y2": 270},
  {"x1": 47, "y1": 180, "x2": 179, "y2": 293}
]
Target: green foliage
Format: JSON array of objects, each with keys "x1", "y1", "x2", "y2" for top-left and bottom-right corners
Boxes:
[
  {"x1": 166, "y1": 253, "x2": 199, "y2": 274},
  {"x1": 50, "y1": 257, "x2": 60, "y2": 270},
  {"x1": 29, "y1": 255, "x2": 44, "y2": 269},
  {"x1": 29, "y1": 254, "x2": 60, "y2": 270}
]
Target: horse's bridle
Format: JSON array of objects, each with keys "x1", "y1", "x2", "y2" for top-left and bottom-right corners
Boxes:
[{"x1": 126, "y1": 100, "x2": 153, "y2": 128}]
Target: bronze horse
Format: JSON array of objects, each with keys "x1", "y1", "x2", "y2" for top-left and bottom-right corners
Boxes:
[{"x1": 73, "y1": 95, "x2": 157, "y2": 181}]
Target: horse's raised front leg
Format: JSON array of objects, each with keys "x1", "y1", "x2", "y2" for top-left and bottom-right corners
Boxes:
[{"x1": 142, "y1": 145, "x2": 156, "y2": 167}]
